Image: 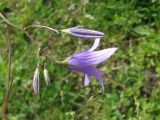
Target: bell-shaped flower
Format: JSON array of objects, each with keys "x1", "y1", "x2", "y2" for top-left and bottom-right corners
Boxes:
[
  {"x1": 68, "y1": 38, "x2": 117, "y2": 92},
  {"x1": 61, "y1": 27, "x2": 104, "y2": 39}
]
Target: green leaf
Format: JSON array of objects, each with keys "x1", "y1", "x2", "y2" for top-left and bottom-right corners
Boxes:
[{"x1": 133, "y1": 26, "x2": 152, "y2": 36}]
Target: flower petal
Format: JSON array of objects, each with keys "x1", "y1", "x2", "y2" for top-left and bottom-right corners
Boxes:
[
  {"x1": 70, "y1": 32, "x2": 103, "y2": 39},
  {"x1": 91, "y1": 68, "x2": 104, "y2": 92},
  {"x1": 69, "y1": 65, "x2": 104, "y2": 92},
  {"x1": 84, "y1": 74, "x2": 90, "y2": 86},
  {"x1": 69, "y1": 48, "x2": 118, "y2": 65},
  {"x1": 88, "y1": 38, "x2": 100, "y2": 52},
  {"x1": 69, "y1": 65, "x2": 93, "y2": 75},
  {"x1": 70, "y1": 28, "x2": 104, "y2": 36}
]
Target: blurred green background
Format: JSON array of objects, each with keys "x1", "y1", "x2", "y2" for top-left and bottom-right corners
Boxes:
[{"x1": 0, "y1": 0, "x2": 160, "y2": 120}]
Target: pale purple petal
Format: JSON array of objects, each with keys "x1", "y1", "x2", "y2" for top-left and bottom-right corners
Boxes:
[
  {"x1": 70, "y1": 32, "x2": 103, "y2": 39},
  {"x1": 69, "y1": 65, "x2": 93, "y2": 75},
  {"x1": 70, "y1": 28, "x2": 104, "y2": 36},
  {"x1": 69, "y1": 48, "x2": 118, "y2": 65},
  {"x1": 88, "y1": 38, "x2": 100, "y2": 52},
  {"x1": 92, "y1": 68, "x2": 104, "y2": 92},
  {"x1": 69, "y1": 65, "x2": 104, "y2": 92},
  {"x1": 84, "y1": 74, "x2": 90, "y2": 86},
  {"x1": 61, "y1": 28, "x2": 104, "y2": 39}
]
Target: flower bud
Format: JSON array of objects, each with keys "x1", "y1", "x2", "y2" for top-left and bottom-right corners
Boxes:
[
  {"x1": 61, "y1": 27, "x2": 104, "y2": 39},
  {"x1": 32, "y1": 68, "x2": 40, "y2": 94},
  {"x1": 43, "y1": 68, "x2": 50, "y2": 86}
]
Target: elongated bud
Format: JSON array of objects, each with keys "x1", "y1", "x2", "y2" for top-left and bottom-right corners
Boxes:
[
  {"x1": 43, "y1": 68, "x2": 50, "y2": 86},
  {"x1": 32, "y1": 68, "x2": 40, "y2": 94},
  {"x1": 61, "y1": 27, "x2": 104, "y2": 39}
]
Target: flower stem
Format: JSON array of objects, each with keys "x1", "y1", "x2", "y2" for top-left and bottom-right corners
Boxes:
[
  {"x1": 24, "y1": 24, "x2": 59, "y2": 34},
  {"x1": 2, "y1": 25, "x2": 12, "y2": 120},
  {"x1": 0, "y1": 13, "x2": 68, "y2": 119},
  {"x1": 0, "y1": 12, "x2": 34, "y2": 42},
  {"x1": 44, "y1": 53, "x2": 69, "y2": 66}
]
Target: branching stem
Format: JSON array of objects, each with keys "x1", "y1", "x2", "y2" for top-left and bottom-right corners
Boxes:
[
  {"x1": 0, "y1": 13, "x2": 34, "y2": 42},
  {"x1": 0, "y1": 12, "x2": 68, "y2": 120}
]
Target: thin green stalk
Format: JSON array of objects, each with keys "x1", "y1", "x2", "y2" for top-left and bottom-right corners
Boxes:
[
  {"x1": 24, "y1": 24, "x2": 59, "y2": 34},
  {"x1": 0, "y1": 13, "x2": 69, "y2": 120},
  {"x1": 2, "y1": 25, "x2": 12, "y2": 120},
  {"x1": 0, "y1": 13, "x2": 34, "y2": 42}
]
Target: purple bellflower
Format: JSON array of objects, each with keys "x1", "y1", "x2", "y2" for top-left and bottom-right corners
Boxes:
[
  {"x1": 61, "y1": 27, "x2": 104, "y2": 39},
  {"x1": 68, "y1": 38, "x2": 117, "y2": 92}
]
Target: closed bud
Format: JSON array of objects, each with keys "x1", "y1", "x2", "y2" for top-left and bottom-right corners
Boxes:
[
  {"x1": 43, "y1": 68, "x2": 50, "y2": 86},
  {"x1": 32, "y1": 68, "x2": 40, "y2": 94},
  {"x1": 61, "y1": 27, "x2": 104, "y2": 39}
]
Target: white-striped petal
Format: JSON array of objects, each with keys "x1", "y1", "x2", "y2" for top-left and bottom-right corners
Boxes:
[
  {"x1": 84, "y1": 74, "x2": 90, "y2": 86},
  {"x1": 69, "y1": 48, "x2": 118, "y2": 65},
  {"x1": 88, "y1": 38, "x2": 100, "y2": 52}
]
